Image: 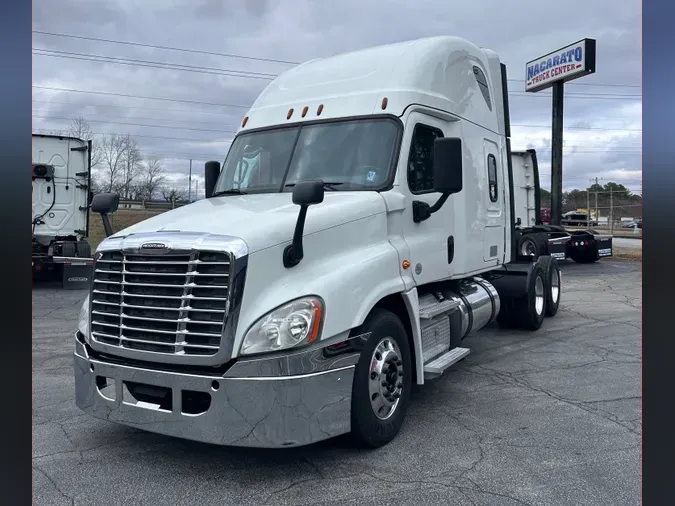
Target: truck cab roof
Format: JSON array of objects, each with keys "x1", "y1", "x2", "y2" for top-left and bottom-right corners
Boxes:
[{"x1": 243, "y1": 36, "x2": 506, "y2": 137}]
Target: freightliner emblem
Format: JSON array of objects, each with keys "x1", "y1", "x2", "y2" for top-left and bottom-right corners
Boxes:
[{"x1": 141, "y1": 242, "x2": 168, "y2": 250}]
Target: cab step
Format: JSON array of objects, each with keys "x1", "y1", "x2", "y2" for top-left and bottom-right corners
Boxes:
[{"x1": 423, "y1": 347, "x2": 470, "y2": 379}]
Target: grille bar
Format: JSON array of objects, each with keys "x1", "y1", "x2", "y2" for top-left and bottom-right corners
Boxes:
[{"x1": 90, "y1": 249, "x2": 231, "y2": 356}]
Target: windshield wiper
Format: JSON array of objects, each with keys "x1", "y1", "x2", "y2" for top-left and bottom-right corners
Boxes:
[
  {"x1": 284, "y1": 181, "x2": 344, "y2": 190},
  {"x1": 212, "y1": 188, "x2": 247, "y2": 196}
]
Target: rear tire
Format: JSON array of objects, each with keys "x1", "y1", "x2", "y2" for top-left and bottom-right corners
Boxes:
[
  {"x1": 517, "y1": 233, "x2": 547, "y2": 260},
  {"x1": 61, "y1": 241, "x2": 77, "y2": 257},
  {"x1": 537, "y1": 256, "x2": 561, "y2": 317},
  {"x1": 76, "y1": 240, "x2": 92, "y2": 258},
  {"x1": 350, "y1": 309, "x2": 412, "y2": 448},
  {"x1": 513, "y1": 263, "x2": 547, "y2": 331}
]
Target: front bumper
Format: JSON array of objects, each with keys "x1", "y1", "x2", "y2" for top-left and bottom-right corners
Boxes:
[{"x1": 74, "y1": 334, "x2": 363, "y2": 448}]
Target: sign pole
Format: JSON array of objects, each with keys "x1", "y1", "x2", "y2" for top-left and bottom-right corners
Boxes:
[{"x1": 551, "y1": 82, "x2": 564, "y2": 226}]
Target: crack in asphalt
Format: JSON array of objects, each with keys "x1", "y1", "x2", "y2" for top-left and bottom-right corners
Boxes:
[{"x1": 34, "y1": 465, "x2": 75, "y2": 506}]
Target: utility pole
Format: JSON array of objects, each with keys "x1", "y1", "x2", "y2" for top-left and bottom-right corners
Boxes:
[
  {"x1": 609, "y1": 185, "x2": 614, "y2": 235},
  {"x1": 586, "y1": 184, "x2": 591, "y2": 230},
  {"x1": 188, "y1": 159, "x2": 192, "y2": 203},
  {"x1": 588, "y1": 177, "x2": 603, "y2": 227}
]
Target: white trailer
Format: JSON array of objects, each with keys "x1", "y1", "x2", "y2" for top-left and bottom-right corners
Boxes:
[
  {"x1": 33, "y1": 134, "x2": 93, "y2": 276},
  {"x1": 76, "y1": 36, "x2": 590, "y2": 448}
]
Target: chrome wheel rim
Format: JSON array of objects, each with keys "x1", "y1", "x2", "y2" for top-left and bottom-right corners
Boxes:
[
  {"x1": 520, "y1": 240, "x2": 536, "y2": 256},
  {"x1": 535, "y1": 276, "x2": 545, "y2": 315},
  {"x1": 368, "y1": 337, "x2": 403, "y2": 420},
  {"x1": 551, "y1": 269, "x2": 560, "y2": 304}
]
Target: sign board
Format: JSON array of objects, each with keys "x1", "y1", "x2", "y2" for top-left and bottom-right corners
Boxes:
[{"x1": 525, "y1": 38, "x2": 596, "y2": 92}]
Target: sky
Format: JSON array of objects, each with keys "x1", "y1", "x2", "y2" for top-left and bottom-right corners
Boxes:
[{"x1": 32, "y1": 0, "x2": 642, "y2": 198}]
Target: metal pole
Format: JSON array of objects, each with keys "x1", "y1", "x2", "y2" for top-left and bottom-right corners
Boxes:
[
  {"x1": 550, "y1": 82, "x2": 564, "y2": 227},
  {"x1": 594, "y1": 176, "x2": 599, "y2": 224},
  {"x1": 188, "y1": 159, "x2": 192, "y2": 203},
  {"x1": 609, "y1": 186, "x2": 614, "y2": 235},
  {"x1": 586, "y1": 185, "x2": 591, "y2": 230}
]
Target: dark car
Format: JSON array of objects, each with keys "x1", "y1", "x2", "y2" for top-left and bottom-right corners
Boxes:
[{"x1": 561, "y1": 212, "x2": 598, "y2": 227}]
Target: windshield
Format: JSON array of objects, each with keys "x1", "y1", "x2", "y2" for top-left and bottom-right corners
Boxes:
[{"x1": 213, "y1": 117, "x2": 400, "y2": 194}]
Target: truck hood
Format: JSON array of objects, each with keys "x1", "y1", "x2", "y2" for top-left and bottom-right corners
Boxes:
[{"x1": 110, "y1": 192, "x2": 387, "y2": 254}]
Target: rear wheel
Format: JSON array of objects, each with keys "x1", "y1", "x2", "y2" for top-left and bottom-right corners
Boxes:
[
  {"x1": 76, "y1": 240, "x2": 92, "y2": 258},
  {"x1": 350, "y1": 309, "x2": 412, "y2": 448},
  {"x1": 517, "y1": 233, "x2": 547, "y2": 260},
  {"x1": 61, "y1": 241, "x2": 77, "y2": 257},
  {"x1": 513, "y1": 263, "x2": 547, "y2": 330},
  {"x1": 537, "y1": 255, "x2": 561, "y2": 317}
]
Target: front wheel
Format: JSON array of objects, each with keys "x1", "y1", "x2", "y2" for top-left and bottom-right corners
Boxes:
[{"x1": 350, "y1": 309, "x2": 412, "y2": 448}]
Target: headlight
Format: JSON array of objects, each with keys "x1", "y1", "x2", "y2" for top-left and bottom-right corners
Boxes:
[
  {"x1": 240, "y1": 296, "x2": 323, "y2": 356},
  {"x1": 77, "y1": 294, "x2": 90, "y2": 341}
]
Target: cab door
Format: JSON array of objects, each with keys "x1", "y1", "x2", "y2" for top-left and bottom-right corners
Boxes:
[{"x1": 399, "y1": 110, "x2": 461, "y2": 285}]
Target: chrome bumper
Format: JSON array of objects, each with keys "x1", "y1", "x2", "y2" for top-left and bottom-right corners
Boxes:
[{"x1": 74, "y1": 334, "x2": 364, "y2": 448}]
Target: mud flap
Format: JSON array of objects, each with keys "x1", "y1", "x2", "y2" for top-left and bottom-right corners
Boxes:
[
  {"x1": 594, "y1": 235, "x2": 613, "y2": 258},
  {"x1": 547, "y1": 236, "x2": 570, "y2": 262}
]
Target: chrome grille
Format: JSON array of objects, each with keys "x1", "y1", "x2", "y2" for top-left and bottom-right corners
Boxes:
[{"x1": 90, "y1": 250, "x2": 231, "y2": 356}]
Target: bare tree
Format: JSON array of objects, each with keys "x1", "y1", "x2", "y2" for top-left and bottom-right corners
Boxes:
[
  {"x1": 119, "y1": 135, "x2": 143, "y2": 199},
  {"x1": 162, "y1": 187, "x2": 187, "y2": 204},
  {"x1": 99, "y1": 134, "x2": 128, "y2": 192},
  {"x1": 137, "y1": 157, "x2": 166, "y2": 200},
  {"x1": 68, "y1": 116, "x2": 101, "y2": 168}
]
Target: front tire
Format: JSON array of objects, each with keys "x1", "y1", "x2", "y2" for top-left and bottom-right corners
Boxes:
[{"x1": 350, "y1": 309, "x2": 412, "y2": 448}]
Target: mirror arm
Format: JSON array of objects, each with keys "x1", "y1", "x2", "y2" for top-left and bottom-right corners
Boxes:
[
  {"x1": 100, "y1": 213, "x2": 113, "y2": 237},
  {"x1": 283, "y1": 205, "x2": 309, "y2": 268},
  {"x1": 412, "y1": 192, "x2": 450, "y2": 223}
]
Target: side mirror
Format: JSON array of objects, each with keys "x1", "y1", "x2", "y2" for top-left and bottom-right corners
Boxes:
[
  {"x1": 90, "y1": 192, "x2": 120, "y2": 237},
  {"x1": 412, "y1": 138, "x2": 463, "y2": 223},
  {"x1": 283, "y1": 180, "x2": 325, "y2": 268},
  {"x1": 204, "y1": 161, "x2": 221, "y2": 198},
  {"x1": 432, "y1": 137, "x2": 463, "y2": 194},
  {"x1": 292, "y1": 179, "x2": 325, "y2": 206}
]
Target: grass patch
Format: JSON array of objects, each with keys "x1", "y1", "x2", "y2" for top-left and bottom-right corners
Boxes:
[
  {"x1": 612, "y1": 247, "x2": 642, "y2": 261},
  {"x1": 89, "y1": 209, "x2": 165, "y2": 251}
]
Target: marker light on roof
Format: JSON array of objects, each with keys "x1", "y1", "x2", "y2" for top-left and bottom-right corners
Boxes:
[
  {"x1": 287, "y1": 108, "x2": 294, "y2": 119},
  {"x1": 301, "y1": 106, "x2": 308, "y2": 118},
  {"x1": 317, "y1": 104, "x2": 324, "y2": 115}
]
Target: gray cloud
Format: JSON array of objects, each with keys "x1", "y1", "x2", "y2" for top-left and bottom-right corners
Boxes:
[{"x1": 32, "y1": 0, "x2": 641, "y2": 195}]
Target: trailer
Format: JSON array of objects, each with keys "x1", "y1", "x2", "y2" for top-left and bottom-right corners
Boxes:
[
  {"x1": 32, "y1": 134, "x2": 93, "y2": 280},
  {"x1": 75, "y1": 36, "x2": 603, "y2": 449},
  {"x1": 510, "y1": 150, "x2": 613, "y2": 264}
]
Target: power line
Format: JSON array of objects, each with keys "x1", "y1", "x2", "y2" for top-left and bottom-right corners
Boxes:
[
  {"x1": 32, "y1": 99, "x2": 234, "y2": 116},
  {"x1": 32, "y1": 86, "x2": 644, "y2": 132},
  {"x1": 32, "y1": 30, "x2": 641, "y2": 89},
  {"x1": 34, "y1": 113, "x2": 643, "y2": 139},
  {"x1": 32, "y1": 114, "x2": 237, "y2": 134},
  {"x1": 33, "y1": 107, "x2": 643, "y2": 144},
  {"x1": 32, "y1": 128, "x2": 224, "y2": 144},
  {"x1": 32, "y1": 85, "x2": 249, "y2": 109},
  {"x1": 33, "y1": 49, "x2": 276, "y2": 80},
  {"x1": 33, "y1": 49, "x2": 642, "y2": 100},
  {"x1": 32, "y1": 30, "x2": 299, "y2": 65}
]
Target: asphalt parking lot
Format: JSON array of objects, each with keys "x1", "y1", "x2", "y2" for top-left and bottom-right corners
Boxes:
[{"x1": 33, "y1": 260, "x2": 640, "y2": 506}]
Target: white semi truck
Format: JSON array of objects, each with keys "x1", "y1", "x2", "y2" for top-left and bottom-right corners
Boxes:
[
  {"x1": 74, "y1": 36, "x2": 611, "y2": 449},
  {"x1": 33, "y1": 134, "x2": 93, "y2": 276}
]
